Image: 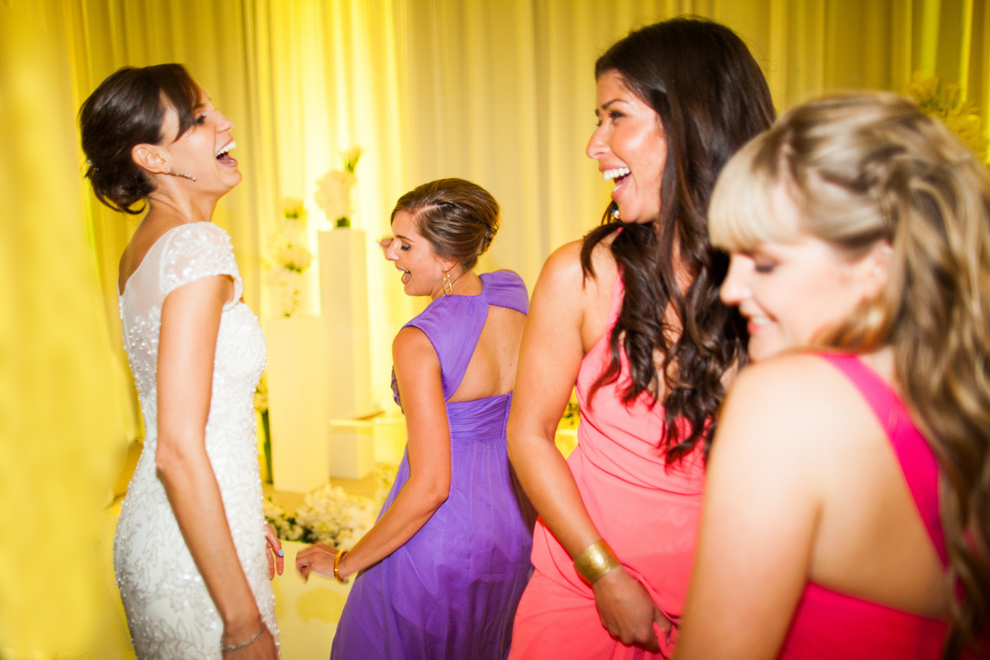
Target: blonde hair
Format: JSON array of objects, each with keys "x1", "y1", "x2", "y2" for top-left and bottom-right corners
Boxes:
[{"x1": 711, "y1": 92, "x2": 990, "y2": 656}]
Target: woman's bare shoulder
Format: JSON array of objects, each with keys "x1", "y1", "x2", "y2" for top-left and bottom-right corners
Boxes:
[
  {"x1": 732, "y1": 353, "x2": 854, "y2": 403},
  {"x1": 719, "y1": 353, "x2": 863, "y2": 456},
  {"x1": 539, "y1": 238, "x2": 615, "y2": 295},
  {"x1": 392, "y1": 325, "x2": 435, "y2": 357}
]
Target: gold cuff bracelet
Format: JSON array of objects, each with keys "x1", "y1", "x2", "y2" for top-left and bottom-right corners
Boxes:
[
  {"x1": 573, "y1": 539, "x2": 620, "y2": 585},
  {"x1": 333, "y1": 549, "x2": 349, "y2": 584}
]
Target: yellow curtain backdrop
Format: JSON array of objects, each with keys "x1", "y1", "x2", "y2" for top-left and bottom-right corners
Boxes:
[
  {"x1": 2, "y1": 0, "x2": 987, "y2": 656},
  {"x1": 53, "y1": 0, "x2": 990, "y2": 430},
  {"x1": 0, "y1": 4, "x2": 132, "y2": 657}
]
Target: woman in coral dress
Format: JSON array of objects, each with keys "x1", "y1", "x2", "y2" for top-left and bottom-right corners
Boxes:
[{"x1": 507, "y1": 18, "x2": 775, "y2": 659}]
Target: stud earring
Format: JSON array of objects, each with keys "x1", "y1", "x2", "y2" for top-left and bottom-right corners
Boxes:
[
  {"x1": 611, "y1": 206, "x2": 620, "y2": 220},
  {"x1": 165, "y1": 166, "x2": 197, "y2": 181}
]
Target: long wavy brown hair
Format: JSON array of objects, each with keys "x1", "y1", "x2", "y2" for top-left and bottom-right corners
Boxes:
[
  {"x1": 709, "y1": 92, "x2": 990, "y2": 658},
  {"x1": 581, "y1": 18, "x2": 776, "y2": 464}
]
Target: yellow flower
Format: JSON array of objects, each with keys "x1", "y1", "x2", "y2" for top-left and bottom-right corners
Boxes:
[
  {"x1": 903, "y1": 71, "x2": 989, "y2": 163},
  {"x1": 281, "y1": 197, "x2": 308, "y2": 220}
]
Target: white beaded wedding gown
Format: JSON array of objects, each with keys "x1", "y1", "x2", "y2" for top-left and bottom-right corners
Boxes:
[{"x1": 114, "y1": 221, "x2": 278, "y2": 658}]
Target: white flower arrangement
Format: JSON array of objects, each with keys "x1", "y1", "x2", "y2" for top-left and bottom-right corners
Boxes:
[
  {"x1": 268, "y1": 198, "x2": 313, "y2": 317},
  {"x1": 294, "y1": 485, "x2": 378, "y2": 550},
  {"x1": 315, "y1": 147, "x2": 362, "y2": 228},
  {"x1": 275, "y1": 244, "x2": 312, "y2": 273},
  {"x1": 264, "y1": 463, "x2": 397, "y2": 549},
  {"x1": 263, "y1": 496, "x2": 304, "y2": 541}
]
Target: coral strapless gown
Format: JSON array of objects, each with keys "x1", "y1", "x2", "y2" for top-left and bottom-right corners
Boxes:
[{"x1": 509, "y1": 268, "x2": 706, "y2": 660}]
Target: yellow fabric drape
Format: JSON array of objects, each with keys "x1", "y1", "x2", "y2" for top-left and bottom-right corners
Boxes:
[
  {"x1": 52, "y1": 0, "x2": 990, "y2": 432},
  {"x1": 56, "y1": 0, "x2": 990, "y2": 428},
  {"x1": 0, "y1": 3, "x2": 131, "y2": 657},
  {"x1": 2, "y1": 1, "x2": 987, "y2": 656}
]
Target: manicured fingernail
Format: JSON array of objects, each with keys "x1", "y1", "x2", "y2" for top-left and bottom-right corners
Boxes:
[{"x1": 278, "y1": 549, "x2": 284, "y2": 556}]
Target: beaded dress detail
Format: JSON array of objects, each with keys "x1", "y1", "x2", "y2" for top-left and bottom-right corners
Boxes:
[{"x1": 114, "y1": 222, "x2": 277, "y2": 658}]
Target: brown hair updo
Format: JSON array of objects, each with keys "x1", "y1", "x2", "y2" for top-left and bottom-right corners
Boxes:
[
  {"x1": 79, "y1": 63, "x2": 201, "y2": 214},
  {"x1": 391, "y1": 178, "x2": 499, "y2": 271}
]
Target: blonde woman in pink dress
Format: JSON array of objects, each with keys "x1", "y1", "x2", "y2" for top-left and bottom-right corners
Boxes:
[
  {"x1": 676, "y1": 93, "x2": 990, "y2": 659},
  {"x1": 506, "y1": 19, "x2": 775, "y2": 659}
]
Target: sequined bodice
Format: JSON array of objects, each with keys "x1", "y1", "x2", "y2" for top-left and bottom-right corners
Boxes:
[
  {"x1": 119, "y1": 223, "x2": 267, "y2": 462},
  {"x1": 114, "y1": 222, "x2": 276, "y2": 658}
]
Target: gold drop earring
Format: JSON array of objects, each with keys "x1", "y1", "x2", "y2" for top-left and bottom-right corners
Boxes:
[{"x1": 442, "y1": 269, "x2": 453, "y2": 296}]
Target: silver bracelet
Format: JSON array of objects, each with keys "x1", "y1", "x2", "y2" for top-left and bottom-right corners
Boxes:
[{"x1": 221, "y1": 622, "x2": 266, "y2": 654}]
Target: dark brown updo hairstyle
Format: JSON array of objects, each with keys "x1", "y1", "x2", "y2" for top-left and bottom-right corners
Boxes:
[
  {"x1": 581, "y1": 18, "x2": 776, "y2": 464},
  {"x1": 79, "y1": 63, "x2": 202, "y2": 214},
  {"x1": 391, "y1": 178, "x2": 499, "y2": 271}
]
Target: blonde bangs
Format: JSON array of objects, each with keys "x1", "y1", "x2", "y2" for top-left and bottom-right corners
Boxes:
[{"x1": 709, "y1": 133, "x2": 798, "y2": 252}]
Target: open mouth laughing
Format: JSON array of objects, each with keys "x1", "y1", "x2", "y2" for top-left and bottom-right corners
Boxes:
[
  {"x1": 216, "y1": 140, "x2": 236, "y2": 166},
  {"x1": 603, "y1": 166, "x2": 631, "y2": 193}
]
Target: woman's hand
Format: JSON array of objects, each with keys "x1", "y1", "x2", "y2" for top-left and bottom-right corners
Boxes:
[
  {"x1": 592, "y1": 566, "x2": 672, "y2": 652},
  {"x1": 221, "y1": 622, "x2": 277, "y2": 659},
  {"x1": 295, "y1": 541, "x2": 339, "y2": 582},
  {"x1": 264, "y1": 523, "x2": 283, "y2": 580}
]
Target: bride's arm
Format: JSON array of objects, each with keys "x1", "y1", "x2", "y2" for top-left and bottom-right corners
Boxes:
[
  {"x1": 296, "y1": 326, "x2": 451, "y2": 580},
  {"x1": 156, "y1": 275, "x2": 276, "y2": 657}
]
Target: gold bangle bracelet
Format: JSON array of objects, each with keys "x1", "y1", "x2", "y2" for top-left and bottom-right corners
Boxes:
[
  {"x1": 333, "y1": 549, "x2": 349, "y2": 584},
  {"x1": 573, "y1": 539, "x2": 620, "y2": 585}
]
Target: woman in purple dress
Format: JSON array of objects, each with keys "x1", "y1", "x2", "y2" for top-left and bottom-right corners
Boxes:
[{"x1": 296, "y1": 178, "x2": 534, "y2": 659}]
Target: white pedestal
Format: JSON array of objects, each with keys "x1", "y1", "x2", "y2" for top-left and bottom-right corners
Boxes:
[
  {"x1": 319, "y1": 229, "x2": 377, "y2": 479},
  {"x1": 319, "y1": 229, "x2": 373, "y2": 421},
  {"x1": 327, "y1": 421, "x2": 376, "y2": 479},
  {"x1": 265, "y1": 315, "x2": 330, "y2": 493}
]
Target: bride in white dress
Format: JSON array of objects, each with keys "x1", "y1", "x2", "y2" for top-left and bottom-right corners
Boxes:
[{"x1": 80, "y1": 64, "x2": 281, "y2": 659}]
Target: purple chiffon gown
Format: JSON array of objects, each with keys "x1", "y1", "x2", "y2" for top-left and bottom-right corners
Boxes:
[{"x1": 330, "y1": 270, "x2": 535, "y2": 660}]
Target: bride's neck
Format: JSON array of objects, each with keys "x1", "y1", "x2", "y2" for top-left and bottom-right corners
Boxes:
[{"x1": 146, "y1": 189, "x2": 217, "y2": 225}]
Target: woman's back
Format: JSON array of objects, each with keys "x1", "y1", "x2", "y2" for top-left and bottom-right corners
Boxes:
[
  {"x1": 680, "y1": 351, "x2": 952, "y2": 658},
  {"x1": 401, "y1": 270, "x2": 529, "y2": 404},
  {"x1": 787, "y1": 354, "x2": 950, "y2": 656},
  {"x1": 449, "y1": 302, "x2": 526, "y2": 402},
  {"x1": 799, "y1": 354, "x2": 947, "y2": 614}
]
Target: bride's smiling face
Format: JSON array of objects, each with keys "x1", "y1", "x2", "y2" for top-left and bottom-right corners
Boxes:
[
  {"x1": 384, "y1": 210, "x2": 450, "y2": 299},
  {"x1": 158, "y1": 88, "x2": 241, "y2": 192}
]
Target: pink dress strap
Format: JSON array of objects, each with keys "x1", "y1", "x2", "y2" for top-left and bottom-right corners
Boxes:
[
  {"x1": 819, "y1": 353, "x2": 946, "y2": 564},
  {"x1": 778, "y1": 353, "x2": 953, "y2": 659}
]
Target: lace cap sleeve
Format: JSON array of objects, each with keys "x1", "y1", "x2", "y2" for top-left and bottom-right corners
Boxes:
[{"x1": 160, "y1": 223, "x2": 243, "y2": 306}]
